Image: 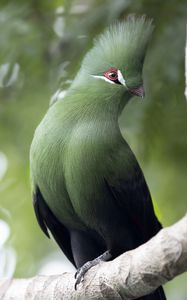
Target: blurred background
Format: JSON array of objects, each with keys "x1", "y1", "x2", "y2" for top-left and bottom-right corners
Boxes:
[{"x1": 0, "y1": 0, "x2": 187, "y2": 298}]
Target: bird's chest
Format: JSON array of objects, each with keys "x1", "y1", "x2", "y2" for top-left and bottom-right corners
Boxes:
[
  {"x1": 62, "y1": 123, "x2": 123, "y2": 226},
  {"x1": 32, "y1": 117, "x2": 132, "y2": 231},
  {"x1": 64, "y1": 122, "x2": 115, "y2": 184}
]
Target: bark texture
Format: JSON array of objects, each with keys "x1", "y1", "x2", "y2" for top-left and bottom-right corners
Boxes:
[{"x1": 0, "y1": 215, "x2": 187, "y2": 300}]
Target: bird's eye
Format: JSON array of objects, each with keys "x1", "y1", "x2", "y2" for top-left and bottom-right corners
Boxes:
[
  {"x1": 108, "y1": 72, "x2": 117, "y2": 79},
  {"x1": 104, "y1": 68, "x2": 118, "y2": 82}
]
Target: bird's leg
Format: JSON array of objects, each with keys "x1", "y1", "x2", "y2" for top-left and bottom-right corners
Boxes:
[{"x1": 74, "y1": 250, "x2": 112, "y2": 289}]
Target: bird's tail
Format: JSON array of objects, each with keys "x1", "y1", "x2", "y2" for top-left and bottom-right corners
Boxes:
[{"x1": 138, "y1": 286, "x2": 166, "y2": 300}]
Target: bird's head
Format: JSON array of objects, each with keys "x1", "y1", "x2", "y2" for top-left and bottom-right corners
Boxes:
[{"x1": 73, "y1": 16, "x2": 153, "y2": 106}]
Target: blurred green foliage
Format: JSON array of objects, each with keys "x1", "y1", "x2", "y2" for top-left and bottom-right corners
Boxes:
[{"x1": 0, "y1": 0, "x2": 187, "y2": 299}]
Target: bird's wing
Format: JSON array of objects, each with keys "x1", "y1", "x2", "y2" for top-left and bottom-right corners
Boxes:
[
  {"x1": 33, "y1": 186, "x2": 75, "y2": 267},
  {"x1": 105, "y1": 163, "x2": 162, "y2": 244}
]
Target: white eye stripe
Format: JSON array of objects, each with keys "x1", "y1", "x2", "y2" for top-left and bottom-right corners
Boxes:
[
  {"x1": 91, "y1": 75, "x2": 115, "y2": 85},
  {"x1": 117, "y1": 70, "x2": 127, "y2": 87},
  {"x1": 92, "y1": 69, "x2": 127, "y2": 87}
]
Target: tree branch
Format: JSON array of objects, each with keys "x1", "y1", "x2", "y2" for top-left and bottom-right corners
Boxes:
[{"x1": 0, "y1": 215, "x2": 187, "y2": 300}]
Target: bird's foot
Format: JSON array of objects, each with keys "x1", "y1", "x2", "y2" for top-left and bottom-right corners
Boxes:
[{"x1": 74, "y1": 250, "x2": 112, "y2": 290}]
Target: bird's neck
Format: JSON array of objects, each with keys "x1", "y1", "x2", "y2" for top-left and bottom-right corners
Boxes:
[
  {"x1": 58, "y1": 86, "x2": 130, "y2": 152},
  {"x1": 68, "y1": 83, "x2": 131, "y2": 121}
]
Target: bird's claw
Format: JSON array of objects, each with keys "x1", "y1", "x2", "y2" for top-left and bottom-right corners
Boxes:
[
  {"x1": 74, "y1": 266, "x2": 87, "y2": 290},
  {"x1": 74, "y1": 250, "x2": 112, "y2": 290},
  {"x1": 74, "y1": 268, "x2": 80, "y2": 279}
]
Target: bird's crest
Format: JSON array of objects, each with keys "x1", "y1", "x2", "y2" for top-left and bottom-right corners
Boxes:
[{"x1": 81, "y1": 16, "x2": 154, "y2": 75}]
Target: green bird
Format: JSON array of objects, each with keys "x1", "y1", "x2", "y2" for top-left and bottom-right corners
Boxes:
[{"x1": 30, "y1": 17, "x2": 166, "y2": 299}]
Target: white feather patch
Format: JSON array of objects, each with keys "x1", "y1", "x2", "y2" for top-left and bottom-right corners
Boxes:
[
  {"x1": 91, "y1": 75, "x2": 115, "y2": 85},
  {"x1": 92, "y1": 70, "x2": 127, "y2": 88},
  {"x1": 117, "y1": 70, "x2": 127, "y2": 87}
]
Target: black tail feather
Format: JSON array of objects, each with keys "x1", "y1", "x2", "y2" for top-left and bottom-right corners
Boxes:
[{"x1": 33, "y1": 187, "x2": 76, "y2": 267}]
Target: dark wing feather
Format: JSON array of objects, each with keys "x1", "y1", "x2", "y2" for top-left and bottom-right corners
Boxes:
[
  {"x1": 105, "y1": 166, "x2": 166, "y2": 300},
  {"x1": 105, "y1": 164, "x2": 162, "y2": 245},
  {"x1": 33, "y1": 187, "x2": 75, "y2": 267}
]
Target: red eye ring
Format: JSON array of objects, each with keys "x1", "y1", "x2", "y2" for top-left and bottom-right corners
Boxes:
[{"x1": 104, "y1": 67, "x2": 118, "y2": 81}]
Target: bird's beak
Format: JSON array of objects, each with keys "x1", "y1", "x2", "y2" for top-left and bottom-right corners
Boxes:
[
  {"x1": 117, "y1": 70, "x2": 145, "y2": 98},
  {"x1": 128, "y1": 86, "x2": 145, "y2": 98}
]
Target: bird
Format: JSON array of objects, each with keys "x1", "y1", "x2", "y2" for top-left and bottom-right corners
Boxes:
[{"x1": 30, "y1": 16, "x2": 166, "y2": 299}]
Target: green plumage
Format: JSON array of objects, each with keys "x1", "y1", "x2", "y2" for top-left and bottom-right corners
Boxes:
[
  {"x1": 31, "y1": 92, "x2": 135, "y2": 228},
  {"x1": 30, "y1": 17, "x2": 153, "y2": 229},
  {"x1": 73, "y1": 17, "x2": 153, "y2": 88},
  {"x1": 30, "y1": 17, "x2": 166, "y2": 299}
]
